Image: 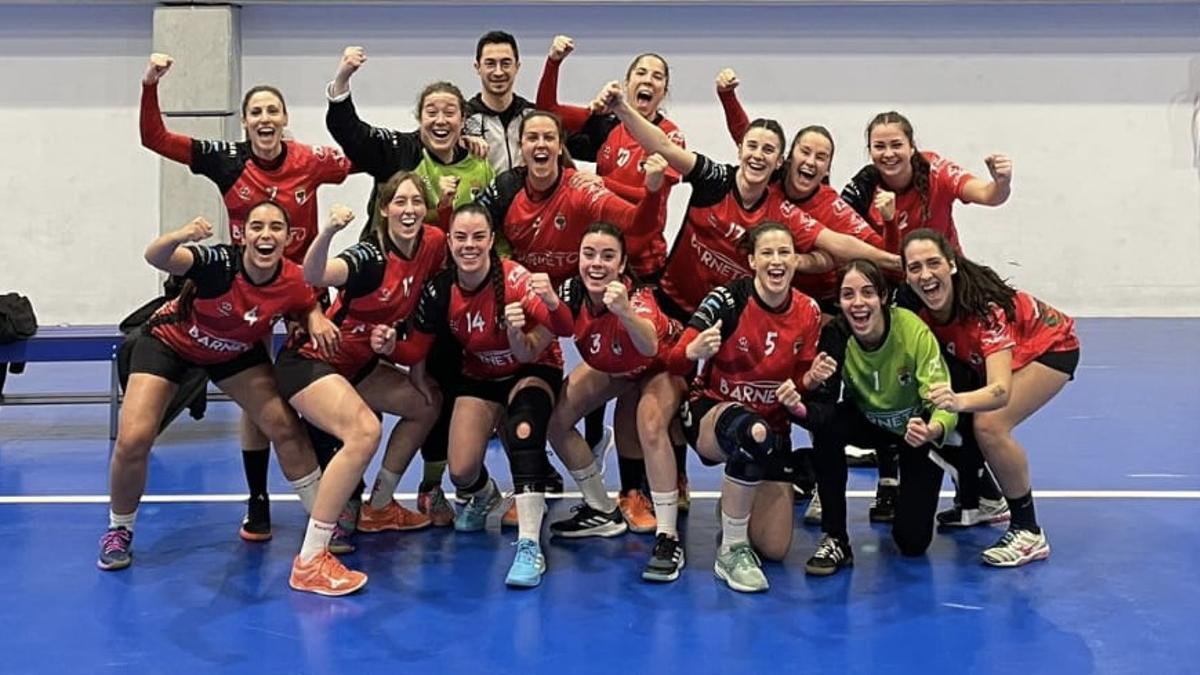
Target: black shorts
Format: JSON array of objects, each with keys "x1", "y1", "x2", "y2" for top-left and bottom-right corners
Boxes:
[
  {"x1": 273, "y1": 347, "x2": 378, "y2": 402},
  {"x1": 680, "y1": 394, "x2": 795, "y2": 481},
  {"x1": 1034, "y1": 348, "x2": 1080, "y2": 380},
  {"x1": 130, "y1": 332, "x2": 269, "y2": 385},
  {"x1": 457, "y1": 364, "x2": 563, "y2": 405}
]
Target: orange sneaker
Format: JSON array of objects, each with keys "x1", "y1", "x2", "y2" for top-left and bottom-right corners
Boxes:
[
  {"x1": 289, "y1": 550, "x2": 368, "y2": 596},
  {"x1": 502, "y1": 496, "x2": 518, "y2": 528},
  {"x1": 417, "y1": 486, "x2": 456, "y2": 527},
  {"x1": 677, "y1": 473, "x2": 691, "y2": 513},
  {"x1": 619, "y1": 489, "x2": 657, "y2": 534},
  {"x1": 358, "y1": 500, "x2": 432, "y2": 533}
]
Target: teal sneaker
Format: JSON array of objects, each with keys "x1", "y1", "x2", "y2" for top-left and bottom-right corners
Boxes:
[
  {"x1": 714, "y1": 542, "x2": 768, "y2": 592},
  {"x1": 505, "y1": 538, "x2": 546, "y2": 588},
  {"x1": 455, "y1": 482, "x2": 501, "y2": 532}
]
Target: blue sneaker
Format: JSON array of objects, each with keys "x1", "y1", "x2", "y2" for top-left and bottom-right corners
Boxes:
[
  {"x1": 454, "y1": 482, "x2": 501, "y2": 532},
  {"x1": 505, "y1": 538, "x2": 546, "y2": 588},
  {"x1": 97, "y1": 526, "x2": 133, "y2": 571}
]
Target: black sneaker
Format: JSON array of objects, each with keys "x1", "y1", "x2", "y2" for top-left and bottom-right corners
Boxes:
[
  {"x1": 549, "y1": 502, "x2": 627, "y2": 538},
  {"x1": 805, "y1": 534, "x2": 853, "y2": 576},
  {"x1": 868, "y1": 484, "x2": 898, "y2": 523},
  {"x1": 642, "y1": 533, "x2": 686, "y2": 582},
  {"x1": 239, "y1": 494, "x2": 272, "y2": 542}
]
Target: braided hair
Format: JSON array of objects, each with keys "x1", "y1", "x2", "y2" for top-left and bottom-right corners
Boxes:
[
  {"x1": 901, "y1": 228, "x2": 1016, "y2": 326},
  {"x1": 867, "y1": 111, "x2": 931, "y2": 223},
  {"x1": 448, "y1": 202, "x2": 507, "y2": 331}
]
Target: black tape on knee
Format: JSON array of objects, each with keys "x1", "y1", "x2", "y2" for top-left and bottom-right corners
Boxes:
[
  {"x1": 714, "y1": 405, "x2": 777, "y2": 463},
  {"x1": 502, "y1": 387, "x2": 554, "y2": 492}
]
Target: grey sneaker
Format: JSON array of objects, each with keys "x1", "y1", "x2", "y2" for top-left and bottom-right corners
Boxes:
[
  {"x1": 97, "y1": 526, "x2": 133, "y2": 571},
  {"x1": 714, "y1": 542, "x2": 768, "y2": 592}
]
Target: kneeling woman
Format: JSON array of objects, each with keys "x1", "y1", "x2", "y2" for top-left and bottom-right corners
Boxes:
[
  {"x1": 540, "y1": 222, "x2": 688, "y2": 582},
  {"x1": 283, "y1": 177, "x2": 446, "y2": 597},
  {"x1": 667, "y1": 223, "x2": 829, "y2": 593},
  {"x1": 373, "y1": 204, "x2": 562, "y2": 588},
  {"x1": 803, "y1": 260, "x2": 958, "y2": 576},
  {"x1": 100, "y1": 203, "x2": 329, "y2": 571},
  {"x1": 902, "y1": 228, "x2": 1079, "y2": 567}
]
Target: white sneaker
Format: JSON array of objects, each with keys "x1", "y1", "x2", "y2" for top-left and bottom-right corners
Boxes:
[
  {"x1": 982, "y1": 527, "x2": 1050, "y2": 567},
  {"x1": 938, "y1": 496, "x2": 1011, "y2": 528}
]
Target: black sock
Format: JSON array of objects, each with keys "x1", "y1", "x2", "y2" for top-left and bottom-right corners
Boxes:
[
  {"x1": 618, "y1": 455, "x2": 646, "y2": 494},
  {"x1": 1007, "y1": 490, "x2": 1040, "y2": 533},
  {"x1": 584, "y1": 407, "x2": 605, "y2": 448},
  {"x1": 242, "y1": 448, "x2": 270, "y2": 500},
  {"x1": 673, "y1": 441, "x2": 689, "y2": 479},
  {"x1": 877, "y1": 444, "x2": 900, "y2": 483}
]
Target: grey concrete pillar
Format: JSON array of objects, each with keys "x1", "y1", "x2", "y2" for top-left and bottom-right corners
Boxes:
[{"x1": 151, "y1": 4, "x2": 241, "y2": 240}]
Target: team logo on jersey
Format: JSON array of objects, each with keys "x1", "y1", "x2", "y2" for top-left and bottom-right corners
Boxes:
[
  {"x1": 611, "y1": 341, "x2": 623, "y2": 356},
  {"x1": 238, "y1": 186, "x2": 252, "y2": 201},
  {"x1": 737, "y1": 336, "x2": 750, "y2": 353},
  {"x1": 378, "y1": 286, "x2": 393, "y2": 302},
  {"x1": 970, "y1": 353, "x2": 984, "y2": 367},
  {"x1": 470, "y1": 184, "x2": 483, "y2": 200},
  {"x1": 896, "y1": 366, "x2": 913, "y2": 387},
  {"x1": 553, "y1": 214, "x2": 567, "y2": 231},
  {"x1": 313, "y1": 146, "x2": 326, "y2": 159},
  {"x1": 295, "y1": 188, "x2": 309, "y2": 205},
  {"x1": 945, "y1": 342, "x2": 957, "y2": 356},
  {"x1": 243, "y1": 306, "x2": 260, "y2": 326},
  {"x1": 218, "y1": 301, "x2": 234, "y2": 317}
]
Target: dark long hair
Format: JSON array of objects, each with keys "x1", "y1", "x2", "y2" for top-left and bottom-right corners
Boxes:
[
  {"x1": 838, "y1": 258, "x2": 892, "y2": 306},
  {"x1": 789, "y1": 125, "x2": 835, "y2": 186},
  {"x1": 373, "y1": 171, "x2": 426, "y2": 249},
  {"x1": 241, "y1": 85, "x2": 287, "y2": 116},
  {"x1": 520, "y1": 110, "x2": 576, "y2": 170},
  {"x1": 742, "y1": 118, "x2": 787, "y2": 183},
  {"x1": 867, "y1": 111, "x2": 931, "y2": 223},
  {"x1": 581, "y1": 221, "x2": 641, "y2": 290},
  {"x1": 448, "y1": 203, "x2": 506, "y2": 330},
  {"x1": 901, "y1": 228, "x2": 1016, "y2": 325}
]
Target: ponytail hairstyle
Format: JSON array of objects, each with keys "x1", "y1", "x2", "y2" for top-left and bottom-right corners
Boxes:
[
  {"x1": 742, "y1": 118, "x2": 787, "y2": 183},
  {"x1": 520, "y1": 110, "x2": 576, "y2": 170},
  {"x1": 624, "y1": 52, "x2": 670, "y2": 115},
  {"x1": 738, "y1": 220, "x2": 794, "y2": 256},
  {"x1": 448, "y1": 202, "x2": 507, "y2": 331},
  {"x1": 789, "y1": 125, "x2": 836, "y2": 186},
  {"x1": 582, "y1": 220, "x2": 642, "y2": 289},
  {"x1": 866, "y1": 111, "x2": 930, "y2": 223},
  {"x1": 901, "y1": 228, "x2": 1016, "y2": 325},
  {"x1": 373, "y1": 170, "x2": 426, "y2": 250},
  {"x1": 241, "y1": 85, "x2": 287, "y2": 116}
]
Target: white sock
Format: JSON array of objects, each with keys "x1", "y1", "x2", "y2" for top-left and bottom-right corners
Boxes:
[
  {"x1": 299, "y1": 518, "x2": 336, "y2": 563},
  {"x1": 369, "y1": 468, "x2": 402, "y2": 510},
  {"x1": 570, "y1": 461, "x2": 615, "y2": 512},
  {"x1": 110, "y1": 509, "x2": 137, "y2": 532},
  {"x1": 288, "y1": 468, "x2": 322, "y2": 515},
  {"x1": 651, "y1": 490, "x2": 679, "y2": 538},
  {"x1": 514, "y1": 491, "x2": 546, "y2": 544},
  {"x1": 720, "y1": 511, "x2": 750, "y2": 552}
]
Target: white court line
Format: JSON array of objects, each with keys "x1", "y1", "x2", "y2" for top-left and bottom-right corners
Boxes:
[
  {"x1": 1, "y1": 490, "x2": 1198, "y2": 505},
  {"x1": 942, "y1": 603, "x2": 984, "y2": 611},
  {"x1": 1127, "y1": 473, "x2": 1193, "y2": 479}
]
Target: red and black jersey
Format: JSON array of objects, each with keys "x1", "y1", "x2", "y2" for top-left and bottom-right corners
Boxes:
[
  {"x1": 658, "y1": 154, "x2": 825, "y2": 315},
  {"x1": 148, "y1": 245, "x2": 316, "y2": 364},
  {"x1": 790, "y1": 184, "x2": 885, "y2": 301},
  {"x1": 297, "y1": 226, "x2": 447, "y2": 377},
  {"x1": 843, "y1": 151, "x2": 974, "y2": 252},
  {"x1": 476, "y1": 166, "x2": 664, "y2": 286},
  {"x1": 672, "y1": 278, "x2": 821, "y2": 432},
  {"x1": 552, "y1": 276, "x2": 681, "y2": 377},
  {"x1": 402, "y1": 259, "x2": 562, "y2": 380},
  {"x1": 140, "y1": 84, "x2": 352, "y2": 263},
  {"x1": 920, "y1": 291, "x2": 1079, "y2": 373}
]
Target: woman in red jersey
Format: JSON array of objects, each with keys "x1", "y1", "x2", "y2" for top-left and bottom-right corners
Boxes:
[
  {"x1": 902, "y1": 228, "x2": 1079, "y2": 568},
  {"x1": 98, "y1": 203, "x2": 328, "y2": 573},
  {"x1": 372, "y1": 204, "x2": 562, "y2": 589},
  {"x1": 139, "y1": 53, "x2": 351, "y2": 539},
  {"x1": 667, "y1": 223, "x2": 836, "y2": 593}
]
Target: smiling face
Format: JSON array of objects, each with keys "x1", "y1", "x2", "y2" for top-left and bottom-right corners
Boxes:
[
  {"x1": 520, "y1": 114, "x2": 563, "y2": 185},
  {"x1": 748, "y1": 227, "x2": 797, "y2": 298},
  {"x1": 418, "y1": 89, "x2": 464, "y2": 158},
  {"x1": 786, "y1": 130, "x2": 833, "y2": 198},
  {"x1": 241, "y1": 89, "x2": 288, "y2": 158},
  {"x1": 242, "y1": 202, "x2": 289, "y2": 272},
  {"x1": 903, "y1": 237, "x2": 955, "y2": 315},
  {"x1": 381, "y1": 177, "x2": 427, "y2": 246},
  {"x1": 578, "y1": 231, "x2": 625, "y2": 294},
  {"x1": 868, "y1": 122, "x2": 915, "y2": 187},
  {"x1": 624, "y1": 54, "x2": 668, "y2": 120},
  {"x1": 448, "y1": 211, "x2": 494, "y2": 276},
  {"x1": 839, "y1": 267, "x2": 886, "y2": 342},
  {"x1": 738, "y1": 126, "x2": 784, "y2": 187},
  {"x1": 475, "y1": 42, "x2": 520, "y2": 98}
]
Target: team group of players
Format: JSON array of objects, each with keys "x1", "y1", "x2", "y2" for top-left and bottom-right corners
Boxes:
[{"x1": 97, "y1": 30, "x2": 1081, "y2": 596}]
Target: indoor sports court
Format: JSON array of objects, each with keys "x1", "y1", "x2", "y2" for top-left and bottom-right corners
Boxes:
[{"x1": 1, "y1": 2, "x2": 1196, "y2": 674}]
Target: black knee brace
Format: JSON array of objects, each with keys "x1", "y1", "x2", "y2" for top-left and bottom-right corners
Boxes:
[
  {"x1": 502, "y1": 387, "x2": 554, "y2": 492},
  {"x1": 715, "y1": 405, "x2": 777, "y2": 463}
]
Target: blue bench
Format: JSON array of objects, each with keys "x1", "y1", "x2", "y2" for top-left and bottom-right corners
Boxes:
[{"x1": 0, "y1": 325, "x2": 286, "y2": 441}]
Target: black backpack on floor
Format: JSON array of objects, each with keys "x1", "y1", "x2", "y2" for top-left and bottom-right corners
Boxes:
[{"x1": 0, "y1": 292, "x2": 37, "y2": 398}]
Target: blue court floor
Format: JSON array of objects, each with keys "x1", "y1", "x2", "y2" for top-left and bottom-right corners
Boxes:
[{"x1": 1, "y1": 319, "x2": 1197, "y2": 675}]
